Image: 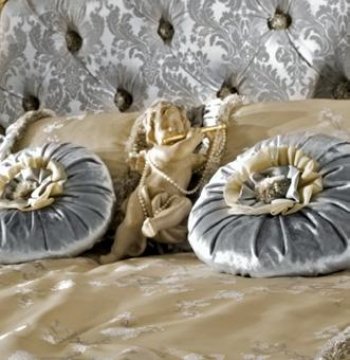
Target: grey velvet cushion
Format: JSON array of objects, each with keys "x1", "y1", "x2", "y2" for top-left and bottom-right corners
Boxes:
[
  {"x1": 0, "y1": 142, "x2": 115, "y2": 264},
  {"x1": 189, "y1": 133, "x2": 350, "y2": 277}
]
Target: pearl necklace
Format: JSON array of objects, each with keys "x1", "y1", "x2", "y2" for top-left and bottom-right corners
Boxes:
[
  {"x1": 145, "y1": 153, "x2": 204, "y2": 195},
  {"x1": 137, "y1": 128, "x2": 226, "y2": 220},
  {"x1": 137, "y1": 161, "x2": 150, "y2": 218},
  {"x1": 137, "y1": 153, "x2": 200, "y2": 220},
  {"x1": 137, "y1": 162, "x2": 176, "y2": 219}
]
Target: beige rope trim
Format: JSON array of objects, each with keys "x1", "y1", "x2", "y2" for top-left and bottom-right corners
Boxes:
[{"x1": 0, "y1": 109, "x2": 55, "y2": 162}]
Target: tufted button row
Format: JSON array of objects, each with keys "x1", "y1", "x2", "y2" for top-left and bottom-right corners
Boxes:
[
  {"x1": 21, "y1": 85, "x2": 238, "y2": 113},
  {"x1": 21, "y1": 89, "x2": 134, "y2": 113},
  {"x1": 21, "y1": 77, "x2": 350, "y2": 112},
  {"x1": 61, "y1": 7, "x2": 295, "y2": 57},
  {"x1": 17, "y1": 4, "x2": 346, "y2": 114},
  {"x1": 63, "y1": 8, "x2": 293, "y2": 56},
  {"x1": 64, "y1": 18, "x2": 175, "y2": 56},
  {"x1": 22, "y1": 83, "x2": 239, "y2": 113}
]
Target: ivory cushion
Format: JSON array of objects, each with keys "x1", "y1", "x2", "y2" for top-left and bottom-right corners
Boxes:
[
  {"x1": 14, "y1": 111, "x2": 140, "y2": 202},
  {"x1": 223, "y1": 99, "x2": 350, "y2": 166}
]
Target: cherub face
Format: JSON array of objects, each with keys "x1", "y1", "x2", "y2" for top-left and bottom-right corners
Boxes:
[
  {"x1": 145, "y1": 102, "x2": 190, "y2": 145},
  {"x1": 154, "y1": 107, "x2": 186, "y2": 144}
]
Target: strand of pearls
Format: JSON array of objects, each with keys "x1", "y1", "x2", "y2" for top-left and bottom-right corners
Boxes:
[
  {"x1": 145, "y1": 153, "x2": 203, "y2": 195},
  {"x1": 137, "y1": 162, "x2": 151, "y2": 218},
  {"x1": 137, "y1": 162, "x2": 177, "y2": 219},
  {"x1": 137, "y1": 128, "x2": 227, "y2": 220},
  {"x1": 198, "y1": 128, "x2": 227, "y2": 187}
]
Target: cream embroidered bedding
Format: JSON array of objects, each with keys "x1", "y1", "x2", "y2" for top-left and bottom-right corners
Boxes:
[{"x1": 1, "y1": 253, "x2": 349, "y2": 360}]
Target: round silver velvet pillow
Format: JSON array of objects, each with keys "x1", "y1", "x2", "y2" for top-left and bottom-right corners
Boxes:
[
  {"x1": 0, "y1": 143, "x2": 115, "y2": 264},
  {"x1": 189, "y1": 133, "x2": 350, "y2": 277}
]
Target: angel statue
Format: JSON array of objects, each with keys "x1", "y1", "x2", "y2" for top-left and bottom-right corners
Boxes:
[{"x1": 100, "y1": 99, "x2": 229, "y2": 264}]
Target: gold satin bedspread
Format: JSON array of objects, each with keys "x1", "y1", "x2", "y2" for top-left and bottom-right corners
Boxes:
[{"x1": 0, "y1": 253, "x2": 349, "y2": 360}]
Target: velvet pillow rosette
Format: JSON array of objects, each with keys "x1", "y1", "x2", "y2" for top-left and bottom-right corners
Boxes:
[
  {"x1": 189, "y1": 132, "x2": 350, "y2": 277},
  {"x1": 0, "y1": 110, "x2": 116, "y2": 263}
]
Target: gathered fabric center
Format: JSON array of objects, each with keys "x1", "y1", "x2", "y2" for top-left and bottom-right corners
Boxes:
[
  {"x1": 224, "y1": 146, "x2": 323, "y2": 216},
  {"x1": 0, "y1": 154, "x2": 67, "y2": 211}
]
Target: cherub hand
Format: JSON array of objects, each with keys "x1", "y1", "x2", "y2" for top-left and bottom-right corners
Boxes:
[
  {"x1": 185, "y1": 127, "x2": 205, "y2": 148},
  {"x1": 164, "y1": 127, "x2": 204, "y2": 157},
  {"x1": 128, "y1": 150, "x2": 146, "y2": 173},
  {"x1": 203, "y1": 129, "x2": 217, "y2": 143}
]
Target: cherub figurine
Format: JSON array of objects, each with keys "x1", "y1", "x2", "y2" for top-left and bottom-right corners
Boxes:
[{"x1": 100, "y1": 100, "x2": 206, "y2": 264}]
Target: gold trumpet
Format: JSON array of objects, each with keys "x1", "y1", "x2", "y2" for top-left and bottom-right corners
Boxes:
[{"x1": 162, "y1": 124, "x2": 226, "y2": 145}]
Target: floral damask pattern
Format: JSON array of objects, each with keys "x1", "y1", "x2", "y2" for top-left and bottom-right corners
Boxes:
[{"x1": 0, "y1": 0, "x2": 349, "y2": 127}]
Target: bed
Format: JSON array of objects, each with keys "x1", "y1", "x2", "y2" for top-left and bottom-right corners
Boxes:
[{"x1": 1, "y1": 1, "x2": 350, "y2": 359}]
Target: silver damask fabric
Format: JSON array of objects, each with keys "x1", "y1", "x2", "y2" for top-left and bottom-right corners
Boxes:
[
  {"x1": 0, "y1": 143, "x2": 115, "y2": 264},
  {"x1": 0, "y1": 0, "x2": 350, "y2": 127},
  {"x1": 189, "y1": 133, "x2": 350, "y2": 277}
]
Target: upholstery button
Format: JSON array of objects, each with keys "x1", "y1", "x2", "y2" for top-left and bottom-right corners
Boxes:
[
  {"x1": 22, "y1": 95, "x2": 40, "y2": 112},
  {"x1": 157, "y1": 18, "x2": 174, "y2": 43},
  {"x1": 333, "y1": 80, "x2": 350, "y2": 99},
  {"x1": 217, "y1": 84, "x2": 239, "y2": 99},
  {"x1": 268, "y1": 10, "x2": 292, "y2": 30},
  {"x1": 65, "y1": 29, "x2": 83, "y2": 53},
  {"x1": 114, "y1": 88, "x2": 133, "y2": 112}
]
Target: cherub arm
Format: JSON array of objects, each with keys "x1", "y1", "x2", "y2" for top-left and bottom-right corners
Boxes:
[
  {"x1": 191, "y1": 153, "x2": 207, "y2": 172},
  {"x1": 159, "y1": 127, "x2": 204, "y2": 161}
]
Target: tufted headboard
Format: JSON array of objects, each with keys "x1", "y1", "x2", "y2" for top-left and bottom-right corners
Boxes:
[{"x1": 0, "y1": 0, "x2": 350, "y2": 127}]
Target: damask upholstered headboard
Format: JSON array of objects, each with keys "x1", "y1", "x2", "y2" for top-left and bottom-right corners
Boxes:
[{"x1": 0, "y1": 0, "x2": 349, "y2": 127}]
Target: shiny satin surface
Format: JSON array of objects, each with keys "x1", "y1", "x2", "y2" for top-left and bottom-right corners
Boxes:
[
  {"x1": 189, "y1": 133, "x2": 350, "y2": 277},
  {"x1": 0, "y1": 253, "x2": 350, "y2": 359},
  {"x1": 0, "y1": 143, "x2": 115, "y2": 264}
]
